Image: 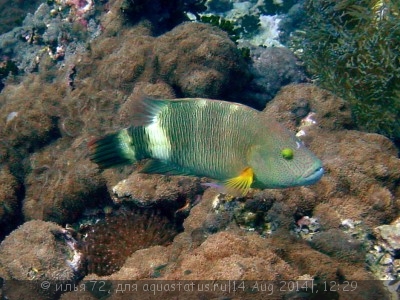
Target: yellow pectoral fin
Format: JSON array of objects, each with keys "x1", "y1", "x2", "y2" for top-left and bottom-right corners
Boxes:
[{"x1": 224, "y1": 167, "x2": 254, "y2": 197}]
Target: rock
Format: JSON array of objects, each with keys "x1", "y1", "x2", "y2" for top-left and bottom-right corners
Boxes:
[
  {"x1": 89, "y1": 21, "x2": 250, "y2": 99},
  {"x1": 263, "y1": 83, "x2": 354, "y2": 132},
  {"x1": 0, "y1": 220, "x2": 83, "y2": 281},
  {"x1": 244, "y1": 47, "x2": 307, "y2": 109},
  {"x1": 0, "y1": 220, "x2": 84, "y2": 299},
  {"x1": 111, "y1": 172, "x2": 204, "y2": 209},
  {"x1": 374, "y1": 220, "x2": 400, "y2": 257}
]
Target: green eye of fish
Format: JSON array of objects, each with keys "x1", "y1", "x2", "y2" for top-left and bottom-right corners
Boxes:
[{"x1": 281, "y1": 148, "x2": 294, "y2": 160}]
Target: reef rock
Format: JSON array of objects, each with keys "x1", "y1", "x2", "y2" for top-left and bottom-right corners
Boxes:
[
  {"x1": 111, "y1": 172, "x2": 204, "y2": 208},
  {"x1": 22, "y1": 137, "x2": 108, "y2": 224},
  {"x1": 244, "y1": 46, "x2": 307, "y2": 109},
  {"x1": 0, "y1": 220, "x2": 82, "y2": 281},
  {"x1": 0, "y1": 167, "x2": 21, "y2": 239},
  {"x1": 68, "y1": 84, "x2": 398, "y2": 300},
  {"x1": 87, "y1": 21, "x2": 250, "y2": 99}
]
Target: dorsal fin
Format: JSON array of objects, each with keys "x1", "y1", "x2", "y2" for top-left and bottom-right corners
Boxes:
[{"x1": 132, "y1": 95, "x2": 169, "y2": 126}]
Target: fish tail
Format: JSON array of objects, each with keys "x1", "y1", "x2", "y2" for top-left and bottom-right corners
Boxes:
[{"x1": 88, "y1": 128, "x2": 139, "y2": 169}]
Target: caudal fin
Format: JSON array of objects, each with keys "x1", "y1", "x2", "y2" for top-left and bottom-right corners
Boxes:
[{"x1": 88, "y1": 129, "x2": 136, "y2": 169}]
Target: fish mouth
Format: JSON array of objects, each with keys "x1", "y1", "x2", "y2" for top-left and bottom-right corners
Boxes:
[{"x1": 301, "y1": 166, "x2": 324, "y2": 185}]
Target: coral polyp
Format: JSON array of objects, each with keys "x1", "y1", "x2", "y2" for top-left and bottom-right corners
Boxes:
[{"x1": 81, "y1": 207, "x2": 179, "y2": 276}]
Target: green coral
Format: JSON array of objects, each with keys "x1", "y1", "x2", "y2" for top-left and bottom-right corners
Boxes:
[{"x1": 292, "y1": 0, "x2": 400, "y2": 139}]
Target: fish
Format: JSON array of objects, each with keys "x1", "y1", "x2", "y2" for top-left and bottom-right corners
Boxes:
[{"x1": 88, "y1": 96, "x2": 324, "y2": 196}]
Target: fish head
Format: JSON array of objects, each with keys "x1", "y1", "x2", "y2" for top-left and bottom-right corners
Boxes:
[{"x1": 248, "y1": 123, "x2": 324, "y2": 189}]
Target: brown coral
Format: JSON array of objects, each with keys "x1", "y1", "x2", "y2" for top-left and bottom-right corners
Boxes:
[
  {"x1": 23, "y1": 137, "x2": 108, "y2": 224},
  {"x1": 0, "y1": 167, "x2": 22, "y2": 239},
  {"x1": 0, "y1": 220, "x2": 81, "y2": 281},
  {"x1": 78, "y1": 21, "x2": 249, "y2": 99}
]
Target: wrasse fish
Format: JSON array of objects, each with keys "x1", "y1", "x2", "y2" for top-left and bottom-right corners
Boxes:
[{"x1": 88, "y1": 97, "x2": 324, "y2": 196}]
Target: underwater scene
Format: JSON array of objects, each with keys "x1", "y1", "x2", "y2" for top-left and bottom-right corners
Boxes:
[{"x1": 0, "y1": 0, "x2": 399, "y2": 299}]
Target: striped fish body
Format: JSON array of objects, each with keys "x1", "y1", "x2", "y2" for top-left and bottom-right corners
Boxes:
[{"x1": 89, "y1": 97, "x2": 324, "y2": 195}]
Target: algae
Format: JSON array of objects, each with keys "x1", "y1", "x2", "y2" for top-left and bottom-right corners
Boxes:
[{"x1": 291, "y1": 0, "x2": 400, "y2": 140}]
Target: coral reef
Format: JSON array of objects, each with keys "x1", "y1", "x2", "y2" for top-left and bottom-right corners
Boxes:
[
  {"x1": 264, "y1": 84, "x2": 400, "y2": 228},
  {"x1": 0, "y1": 0, "x2": 399, "y2": 299},
  {"x1": 59, "y1": 83, "x2": 399, "y2": 300},
  {"x1": 120, "y1": 0, "x2": 207, "y2": 33},
  {"x1": 0, "y1": 0, "x2": 249, "y2": 224},
  {"x1": 0, "y1": 220, "x2": 83, "y2": 299},
  {"x1": 0, "y1": 0, "x2": 43, "y2": 35},
  {"x1": 83, "y1": 21, "x2": 250, "y2": 99},
  {"x1": 0, "y1": 1, "x2": 103, "y2": 77},
  {"x1": 0, "y1": 167, "x2": 22, "y2": 240},
  {"x1": 369, "y1": 217, "x2": 400, "y2": 281},
  {"x1": 291, "y1": 0, "x2": 400, "y2": 140},
  {"x1": 0, "y1": 220, "x2": 82, "y2": 281},
  {"x1": 23, "y1": 139, "x2": 108, "y2": 224},
  {"x1": 243, "y1": 46, "x2": 307, "y2": 109},
  {"x1": 111, "y1": 172, "x2": 204, "y2": 211}
]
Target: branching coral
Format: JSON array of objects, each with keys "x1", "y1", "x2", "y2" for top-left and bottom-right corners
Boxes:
[{"x1": 291, "y1": 0, "x2": 400, "y2": 140}]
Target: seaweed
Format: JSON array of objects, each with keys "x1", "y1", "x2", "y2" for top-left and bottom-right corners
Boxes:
[
  {"x1": 200, "y1": 15, "x2": 241, "y2": 43},
  {"x1": 199, "y1": 15, "x2": 253, "y2": 60},
  {"x1": 291, "y1": 0, "x2": 400, "y2": 140}
]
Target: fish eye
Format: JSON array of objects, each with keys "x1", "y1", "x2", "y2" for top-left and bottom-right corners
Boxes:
[{"x1": 281, "y1": 148, "x2": 294, "y2": 160}]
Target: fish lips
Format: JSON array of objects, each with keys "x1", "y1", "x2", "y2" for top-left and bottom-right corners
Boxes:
[{"x1": 301, "y1": 166, "x2": 324, "y2": 185}]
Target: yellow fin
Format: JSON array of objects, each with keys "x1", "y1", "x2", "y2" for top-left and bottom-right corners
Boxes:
[{"x1": 224, "y1": 167, "x2": 254, "y2": 197}]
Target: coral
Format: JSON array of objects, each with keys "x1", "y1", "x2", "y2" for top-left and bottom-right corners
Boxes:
[
  {"x1": 0, "y1": 0, "x2": 43, "y2": 35},
  {"x1": 85, "y1": 21, "x2": 250, "y2": 99},
  {"x1": 264, "y1": 84, "x2": 400, "y2": 227},
  {"x1": 0, "y1": 58, "x2": 18, "y2": 91},
  {"x1": 0, "y1": 0, "x2": 399, "y2": 295},
  {"x1": 56, "y1": 79, "x2": 399, "y2": 297},
  {"x1": 23, "y1": 138, "x2": 109, "y2": 224},
  {"x1": 310, "y1": 229, "x2": 366, "y2": 263},
  {"x1": 0, "y1": 220, "x2": 83, "y2": 280},
  {"x1": 0, "y1": 167, "x2": 22, "y2": 240},
  {"x1": 291, "y1": 0, "x2": 400, "y2": 140},
  {"x1": 0, "y1": 0, "x2": 104, "y2": 78},
  {"x1": 0, "y1": 220, "x2": 84, "y2": 299},
  {"x1": 0, "y1": 3, "x2": 249, "y2": 226},
  {"x1": 166, "y1": 231, "x2": 299, "y2": 280},
  {"x1": 264, "y1": 83, "x2": 353, "y2": 132},
  {"x1": 368, "y1": 218, "x2": 400, "y2": 282},
  {"x1": 0, "y1": 75, "x2": 65, "y2": 153},
  {"x1": 81, "y1": 207, "x2": 179, "y2": 276},
  {"x1": 111, "y1": 171, "x2": 204, "y2": 215},
  {"x1": 243, "y1": 47, "x2": 307, "y2": 109}
]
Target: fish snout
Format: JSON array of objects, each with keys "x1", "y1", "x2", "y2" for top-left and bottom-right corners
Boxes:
[{"x1": 301, "y1": 166, "x2": 324, "y2": 185}]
